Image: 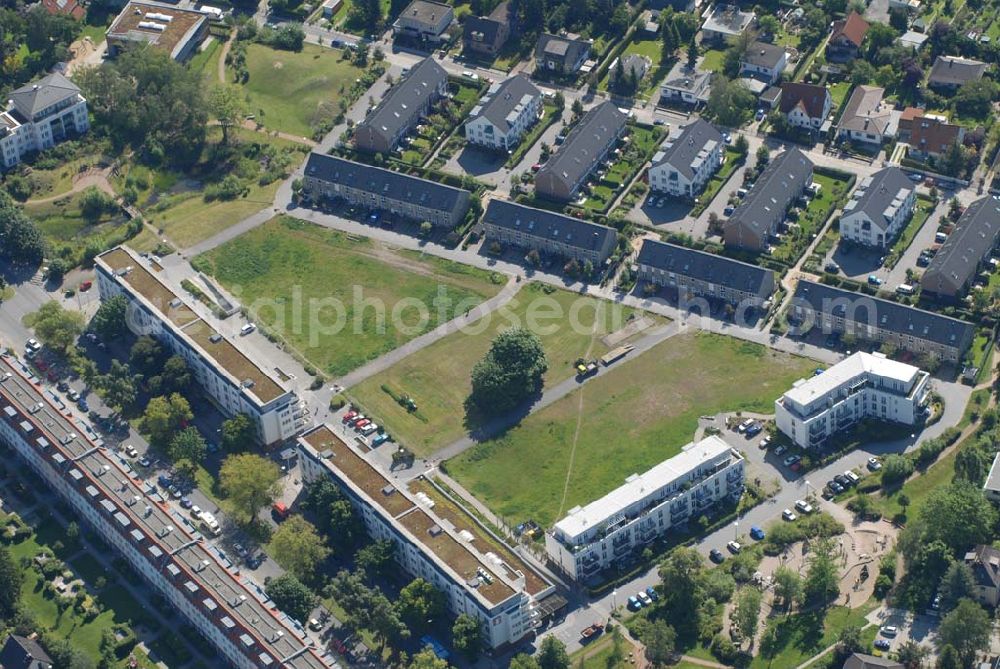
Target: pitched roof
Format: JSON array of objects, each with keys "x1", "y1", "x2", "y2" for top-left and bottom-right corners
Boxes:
[
  {"x1": 463, "y1": 0, "x2": 512, "y2": 44},
  {"x1": 304, "y1": 152, "x2": 469, "y2": 213},
  {"x1": 621, "y1": 54, "x2": 650, "y2": 79},
  {"x1": 637, "y1": 239, "x2": 774, "y2": 296},
  {"x1": 843, "y1": 653, "x2": 903, "y2": 669},
  {"x1": 779, "y1": 82, "x2": 830, "y2": 119},
  {"x1": 837, "y1": 85, "x2": 891, "y2": 136},
  {"x1": 535, "y1": 33, "x2": 590, "y2": 62},
  {"x1": 9, "y1": 72, "x2": 80, "y2": 118},
  {"x1": 41, "y1": 0, "x2": 85, "y2": 19},
  {"x1": 356, "y1": 57, "x2": 447, "y2": 145},
  {"x1": 397, "y1": 0, "x2": 452, "y2": 26},
  {"x1": 830, "y1": 11, "x2": 869, "y2": 47},
  {"x1": 651, "y1": 118, "x2": 723, "y2": 179},
  {"x1": 928, "y1": 55, "x2": 987, "y2": 86},
  {"x1": 0, "y1": 635, "x2": 53, "y2": 669},
  {"x1": 726, "y1": 148, "x2": 813, "y2": 241},
  {"x1": 792, "y1": 279, "x2": 975, "y2": 349},
  {"x1": 922, "y1": 196, "x2": 1000, "y2": 296},
  {"x1": 741, "y1": 41, "x2": 786, "y2": 70},
  {"x1": 964, "y1": 544, "x2": 1000, "y2": 590},
  {"x1": 909, "y1": 116, "x2": 963, "y2": 155},
  {"x1": 468, "y1": 75, "x2": 540, "y2": 133},
  {"x1": 536, "y1": 101, "x2": 627, "y2": 191},
  {"x1": 483, "y1": 199, "x2": 618, "y2": 253},
  {"x1": 842, "y1": 167, "x2": 914, "y2": 227},
  {"x1": 661, "y1": 59, "x2": 712, "y2": 96}
]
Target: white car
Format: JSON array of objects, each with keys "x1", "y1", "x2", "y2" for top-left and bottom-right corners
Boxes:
[
  {"x1": 240, "y1": 324, "x2": 256, "y2": 336},
  {"x1": 124, "y1": 444, "x2": 138, "y2": 458},
  {"x1": 782, "y1": 509, "x2": 797, "y2": 521},
  {"x1": 637, "y1": 591, "x2": 653, "y2": 606},
  {"x1": 867, "y1": 457, "x2": 882, "y2": 471},
  {"x1": 25, "y1": 338, "x2": 41, "y2": 352},
  {"x1": 190, "y1": 505, "x2": 203, "y2": 520},
  {"x1": 880, "y1": 625, "x2": 898, "y2": 637},
  {"x1": 795, "y1": 499, "x2": 814, "y2": 514},
  {"x1": 727, "y1": 541, "x2": 742, "y2": 554}
]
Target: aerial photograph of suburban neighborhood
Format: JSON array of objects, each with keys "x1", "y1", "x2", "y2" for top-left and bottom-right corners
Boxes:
[{"x1": 8, "y1": 0, "x2": 1000, "y2": 667}]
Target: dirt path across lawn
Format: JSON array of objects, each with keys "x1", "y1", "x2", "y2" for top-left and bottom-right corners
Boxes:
[
  {"x1": 25, "y1": 167, "x2": 117, "y2": 205},
  {"x1": 554, "y1": 324, "x2": 601, "y2": 520},
  {"x1": 218, "y1": 29, "x2": 236, "y2": 84}
]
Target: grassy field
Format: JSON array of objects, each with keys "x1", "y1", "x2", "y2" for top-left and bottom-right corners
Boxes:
[
  {"x1": 753, "y1": 604, "x2": 876, "y2": 669},
  {"x1": 193, "y1": 215, "x2": 503, "y2": 376},
  {"x1": 448, "y1": 332, "x2": 817, "y2": 528},
  {"x1": 188, "y1": 35, "x2": 224, "y2": 87},
  {"x1": 829, "y1": 81, "x2": 852, "y2": 110},
  {"x1": 233, "y1": 43, "x2": 365, "y2": 138},
  {"x1": 350, "y1": 282, "x2": 664, "y2": 454},
  {"x1": 118, "y1": 127, "x2": 308, "y2": 248},
  {"x1": 26, "y1": 190, "x2": 137, "y2": 267},
  {"x1": 599, "y1": 38, "x2": 667, "y2": 98}
]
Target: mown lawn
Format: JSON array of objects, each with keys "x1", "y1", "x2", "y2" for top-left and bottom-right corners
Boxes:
[
  {"x1": 701, "y1": 48, "x2": 726, "y2": 73},
  {"x1": 233, "y1": 43, "x2": 366, "y2": 138},
  {"x1": 188, "y1": 35, "x2": 224, "y2": 87},
  {"x1": 448, "y1": 332, "x2": 817, "y2": 528},
  {"x1": 193, "y1": 215, "x2": 503, "y2": 376},
  {"x1": 118, "y1": 127, "x2": 308, "y2": 248},
  {"x1": 350, "y1": 282, "x2": 664, "y2": 455},
  {"x1": 754, "y1": 604, "x2": 876, "y2": 669},
  {"x1": 582, "y1": 125, "x2": 663, "y2": 212}
]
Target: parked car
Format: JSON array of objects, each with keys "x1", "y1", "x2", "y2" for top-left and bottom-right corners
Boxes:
[
  {"x1": 360, "y1": 423, "x2": 378, "y2": 436},
  {"x1": 867, "y1": 457, "x2": 882, "y2": 471},
  {"x1": 874, "y1": 638, "x2": 891, "y2": 650},
  {"x1": 867, "y1": 275, "x2": 882, "y2": 286},
  {"x1": 749, "y1": 526, "x2": 765, "y2": 540},
  {"x1": 844, "y1": 470, "x2": 860, "y2": 484},
  {"x1": 795, "y1": 499, "x2": 813, "y2": 514},
  {"x1": 773, "y1": 445, "x2": 787, "y2": 457},
  {"x1": 709, "y1": 548, "x2": 725, "y2": 563},
  {"x1": 371, "y1": 433, "x2": 390, "y2": 447},
  {"x1": 782, "y1": 454, "x2": 800, "y2": 467},
  {"x1": 782, "y1": 509, "x2": 797, "y2": 521},
  {"x1": 637, "y1": 591, "x2": 653, "y2": 606},
  {"x1": 824, "y1": 262, "x2": 840, "y2": 274},
  {"x1": 240, "y1": 323, "x2": 256, "y2": 336},
  {"x1": 190, "y1": 505, "x2": 202, "y2": 520},
  {"x1": 627, "y1": 596, "x2": 643, "y2": 610},
  {"x1": 124, "y1": 444, "x2": 138, "y2": 458},
  {"x1": 645, "y1": 586, "x2": 659, "y2": 602},
  {"x1": 56, "y1": 381, "x2": 69, "y2": 392},
  {"x1": 354, "y1": 418, "x2": 371, "y2": 430},
  {"x1": 67, "y1": 390, "x2": 81, "y2": 402},
  {"x1": 724, "y1": 205, "x2": 735, "y2": 216},
  {"x1": 880, "y1": 626, "x2": 898, "y2": 638},
  {"x1": 346, "y1": 414, "x2": 365, "y2": 426},
  {"x1": 342, "y1": 410, "x2": 358, "y2": 423},
  {"x1": 138, "y1": 456, "x2": 151, "y2": 468},
  {"x1": 827, "y1": 480, "x2": 844, "y2": 494},
  {"x1": 833, "y1": 474, "x2": 850, "y2": 488},
  {"x1": 727, "y1": 541, "x2": 742, "y2": 554},
  {"x1": 737, "y1": 419, "x2": 754, "y2": 433},
  {"x1": 745, "y1": 422, "x2": 763, "y2": 437},
  {"x1": 758, "y1": 436, "x2": 772, "y2": 449},
  {"x1": 180, "y1": 497, "x2": 193, "y2": 509}
]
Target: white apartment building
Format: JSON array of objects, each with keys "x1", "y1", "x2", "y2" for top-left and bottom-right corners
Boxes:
[
  {"x1": 0, "y1": 72, "x2": 89, "y2": 170},
  {"x1": 0, "y1": 356, "x2": 333, "y2": 669},
  {"x1": 95, "y1": 247, "x2": 303, "y2": 446},
  {"x1": 840, "y1": 167, "x2": 916, "y2": 248},
  {"x1": 545, "y1": 436, "x2": 745, "y2": 581},
  {"x1": 465, "y1": 75, "x2": 542, "y2": 152},
  {"x1": 775, "y1": 351, "x2": 930, "y2": 449},
  {"x1": 298, "y1": 426, "x2": 554, "y2": 649},
  {"x1": 647, "y1": 119, "x2": 724, "y2": 197}
]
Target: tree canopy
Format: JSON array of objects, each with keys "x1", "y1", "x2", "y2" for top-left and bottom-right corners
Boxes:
[
  {"x1": 31, "y1": 301, "x2": 84, "y2": 353},
  {"x1": 469, "y1": 327, "x2": 548, "y2": 415},
  {"x1": 266, "y1": 573, "x2": 317, "y2": 623},
  {"x1": 219, "y1": 453, "x2": 282, "y2": 523},
  {"x1": 269, "y1": 515, "x2": 331, "y2": 582}
]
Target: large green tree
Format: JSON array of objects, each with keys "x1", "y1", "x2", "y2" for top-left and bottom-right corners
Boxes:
[
  {"x1": 220, "y1": 412, "x2": 257, "y2": 452},
  {"x1": 452, "y1": 613, "x2": 483, "y2": 661},
  {"x1": 91, "y1": 295, "x2": 129, "y2": 342},
  {"x1": 0, "y1": 184, "x2": 44, "y2": 266},
  {"x1": 219, "y1": 453, "x2": 282, "y2": 523},
  {"x1": 937, "y1": 599, "x2": 991, "y2": 667},
  {"x1": 804, "y1": 537, "x2": 840, "y2": 605},
  {"x1": 537, "y1": 636, "x2": 570, "y2": 669},
  {"x1": 142, "y1": 393, "x2": 193, "y2": 450},
  {"x1": 470, "y1": 327, "x2": 548, "y2": 415},
  {"x1": 395, "y1": 578, "x2": 445, "y2": 633},
  {"x1": 0, "y1": 543, "x2": 21, "y2": 619},
  {"x1": 705, "y1": 77, "x2": 755, "y2": 127},
  {"x1": 269, "y1": 515, "x2": 331, "y2": 582},
  {"x1": 938, "y1": 561, "x2": 975, "y2": 613},
  {"x1": 658, "y1": 547, "x2": 704, "y2": 636},
  {"x1": 266, "y1": 573, "x2": 317, "y2": 623},
  {"x1": 31, "y1": 301, "x2": 85, "y2": 353}
]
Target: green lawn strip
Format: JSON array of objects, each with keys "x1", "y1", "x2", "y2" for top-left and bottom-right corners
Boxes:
[
  {"x1": 448, "y1": 332, "x2": 817, "y2": 528},
  {"x1": 690, "y1": 148, "x2": 744, "y2": 217},
  {"x1": 701, "y1": 49, "x2": 726, "y2": 73},
  {"x1": 506, "y1": 103, "x2": 561, "y2": 168},
  {"x1": 829, "y1": 81, "x2": 852, "y2": 110},
  {"x1": 753, "y1": 603, "x2": 876, "y2": 669},
  {"x1": 194, "y1": 215, "x2": 502, "y2": 377},
  {"x1": 235, "y1": 43, "x2": 366, "y2": 138},
  {"x1": 349, "y1": 282, "x2": 663, "y2": 455},
  {"x1": 188, "y1": 36, "x2": 224, "y2": 87},
  {"x1": 121, "y1": 126, "x2": 308, "y2": 248},
  {"x1": 886, "y1": 195, "x2": 935, "y2": 269},
  {"x1": 771, "y1": 173, "x2": 851, "y2": 265},
  {"x1": 581, "y1": 125, "x2": 662, "y2": 213}
]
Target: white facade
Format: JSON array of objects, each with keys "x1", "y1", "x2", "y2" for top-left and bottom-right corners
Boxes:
[
  {"x1": 984, "y1": 452, "x2": 1000, "y2": 504},
  {"x1": 0, "y1": 357, "x2": 331, "y2": 669},
  {"x1": 786, "y1": 96, "x2": 830, "y2": 130},
  {"x1": 464, "y1": 79, "x2": 542, "y2": 151},
  {"x1": 648, "y1": 124, "x2": 724, "y2": 197},
  {"x1": 840, "y1": 172, "x2": 916, "y2": 248},
  {"x1": 775, "y1": 352, "x2": 930, "y2": 449},
  {"x1": 739, "y1": 49, "x2": 787, "y2": 85},
  {"x1": 95, "y1": 248, "x2": 302, "y2": 446},
  {"x1": 545, "y1": 436, "x2": 745, "y2": 581},
  {"x1": 0, "y1": 74, "x2": 89, "y2": 170},
  {"x1": 297, "y1": 426, "x2": 551, "y2": 649}
]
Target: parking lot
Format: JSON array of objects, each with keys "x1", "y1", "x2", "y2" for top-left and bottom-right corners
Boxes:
[{"x1": 869, "y1": 608, "x2": 941, "y2": 654}]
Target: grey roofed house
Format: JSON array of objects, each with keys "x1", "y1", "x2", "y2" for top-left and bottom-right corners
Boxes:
[
  {"x1": 928, "y1": 55, "x2": 987, "y2": 88},
  {"x1": 741, "y1": 41, "x2": 786, "y2": 70},
  {"x1": 354, "y1": 56, "x2": 447, "y2": 153},
  {"x1": 660, "y1": 58, "x2": 712, "y2": 103},
  {"x1": 724, "y1": 148, "x2": 813, "y2": 250},
  {"x1": 791, "y1": 279, "x2": 975, "y2": 353},
  {"x1": 836, "y1": 85, "x2": 893, "y2": 139},
  {"x1": 482, "y1": 199, "x2": 618, "y2": 262},
  {"x1": 842, "y1": 653, "x2": 903, "y2": 669},
  {"x1": 463, "y1": 0, "x2": 513, "y2": 54},
  {"x1": 964, "y1": 544, "x2": 1000, "y2": 605},
  {"x1": 651, "y1": 118, "x2": 723, "y2": 179},
  {"x1": 468, "y1": 75, "x2": 540, "y2": 134},
  {"x1": 534, "y1": 33, "x2": 591, "y2": 72},
  {"x1": 701, "y1": 4, "x2": 756, "y2": 39},
  {"x1": 9, "y1": 72, "x2": 80, "y2": 120},
  {"x1": 898, "y1": 30, "x2": 929, "y2": 49},
  {"x1": 0, "y1": 635, "x2": 54, "y2": 669},
  {"x1": 620, "y1": 53, "x2": 650, "y2": 80},
  {"x1": 841, "y1": 166, "x2": 913, "y2": 223},
  {"x1": 636, "y1": 239, "x2": 775, "y2": 299},
  {"x1": 921, "y1": 196, "x2": 1000, "y2": 299},
  {"x1": 303, "y1": 152, "x2": 470, "y2": 219},
  {"x1": 535, "y1": 101, "x2": 627, "y2": 201}
]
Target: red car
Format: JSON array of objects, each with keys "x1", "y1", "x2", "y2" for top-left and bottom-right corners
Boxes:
[
  {"x1": 35, "y1": 360, "x2": 48, "y2": 372},
  {"x1": 79, "y1": 280, "x2": 92, "y2": 292},
  {"x1": 354, "y1": 419, "x2": 371, "y2": 430},
  {"x1": 531, "y1": 163, "x2": 542, "y2": 172},
  {"x1": 342, "y1": 410, "x2": 358, "y2": 423},
  {"x1": 790, "y1": 462, "x2": 802, "y2": 472}
]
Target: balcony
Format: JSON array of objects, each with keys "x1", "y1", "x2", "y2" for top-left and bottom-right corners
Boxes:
[{"x1": 613, "y1": 541, "x2": 633, "y2": 556}]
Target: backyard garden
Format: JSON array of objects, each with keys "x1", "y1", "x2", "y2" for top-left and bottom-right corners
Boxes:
[{"x1": 579, "y1": 124, "x2": 664, "y2": 213}]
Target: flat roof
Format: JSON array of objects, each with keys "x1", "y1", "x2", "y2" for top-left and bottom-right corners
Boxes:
[
  {"x1": 97, "y1": 247, "x2": 286, "y2": 404},
  {"x1": 108, "y1": 1, "x2": 206, "y2": 59},
  {"x1": 0, "y1": 356, "x2": 331, "y2": 669},
  {"x1": 554, "y1": 435, "x2": 737, "y2": 540},
  {"x1": 300, "y1": 426, "x2": 528, "y2": 607},
  {"x1": 408, "y1": 478, "x2": 552, "y2": 596},
  {"x1": 782, "y1": 351, "x2": 921, "y2": 405}
]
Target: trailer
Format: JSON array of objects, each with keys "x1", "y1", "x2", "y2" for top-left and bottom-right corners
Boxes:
[
  {"x1": 580, "y1": 623, "x2": 604, "y2": 642},
  {"x1": 600, "y1": 344, "x2": 635, "y2": 367}
]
